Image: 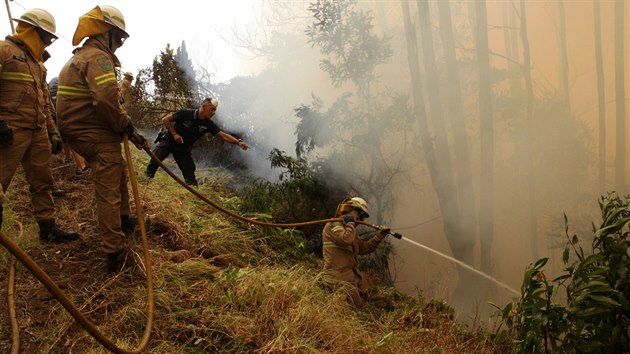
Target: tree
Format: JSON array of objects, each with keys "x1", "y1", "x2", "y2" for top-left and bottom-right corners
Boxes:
[
  {"x1": 302, "y1": 0, "x2": 408, "y2": 223},
  {"x1": 437, "y1": 1, "x2": 477, "y2": 264},
  {"x1": 594, "y1": 0, "x2": 606, "y2": 194},
  {"x1": 519, "y1": 0, "x2": 538, "y2": 260},
  {"x1": 298, "y1": 0, "x2": 416, "y2": 285},
  {"x1": 152, "y1": 43, "x2": 195, "y2": 109},
  {"x1": 474, "y1": 0, "x2": 498, "y2": 282},
  {"x1": 614, "y1": 0, "x2": 626, "y2": 192},
  {"x1": 175, "y1": 40, "x2": 199, "y2": 101},
  {"x1": 557, "y1": 0, "x2": 571, "y2": 114},
  {"x1": 132, "y1": 42, "x2": 198, "y2": 128}
]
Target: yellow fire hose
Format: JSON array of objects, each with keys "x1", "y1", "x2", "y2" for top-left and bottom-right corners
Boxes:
[
  {"x1": 0, "y1": 136, "x2": 153, "y2": 354},
  {"x1": 0, "y1": 134, "x2": 402, "y2": 353},
  {"x1": 138, "y1": 142, "x2": 402, "y2": 238}
]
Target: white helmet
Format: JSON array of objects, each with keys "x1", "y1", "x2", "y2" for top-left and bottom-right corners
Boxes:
[
  {"x1": 13, "y1": 8, "x2": 58, "y2": 39},
  {"x1": 349, "y1": 197, "x2": 370, "y2": 218},
  {"x1": 99, "y1": 5, "x2": 128, "y2": 38}
]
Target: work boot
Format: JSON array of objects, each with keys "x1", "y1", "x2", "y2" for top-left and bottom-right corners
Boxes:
[
  {"x1": 184, "y1": 178, "x2": 198, "y2": 187},
  {"x1": 52, "y1": 188, "x2": 65, "y2": 197},
  {"x1": 38, "y1": 219, "x2": 80, "y2": 243},
  {"x1": 106, "y1": 251, "x2": 122, "y2": 273},
  {"x1": 121, "y1": 214, "x2": 137, "y2": 233}
]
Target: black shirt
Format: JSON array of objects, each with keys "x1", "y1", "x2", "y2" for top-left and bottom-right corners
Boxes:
[{"x1": 166, "y1": 109, "x2": 221, "y2": 148}]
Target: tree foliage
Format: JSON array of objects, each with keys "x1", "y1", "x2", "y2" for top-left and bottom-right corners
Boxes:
[
  {"x1": 237, "y1": 148, "x2": 343, "y2": 255},
  {"x1": 152, "y1": 43, "x2": 195, "y2": 109},
  {"x1": 494, "y1": 193, "x2": 630, "y2": 353},
  {"x1": 299, "y1": 0, "x2": 413, "y2": 225},
  {"x1": 306, "y1": 0, "x2": 391, "y2": 88},
  {"x1": 131, "y1": 42, "x2": 199, "y2": 127}
]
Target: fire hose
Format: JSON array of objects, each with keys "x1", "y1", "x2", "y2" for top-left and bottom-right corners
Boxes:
[
  {"x1": 137, "y1": 141, "x2": 403, "y2": 238},
  {"x1": 1, "y1": 134, "x2": 402, "y2": 353},
  {"x1": 1, "y1": 136, "x2": 153, "y2": 354}
]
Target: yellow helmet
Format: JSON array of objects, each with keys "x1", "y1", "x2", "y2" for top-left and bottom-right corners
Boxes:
[
  {"x1": 349, "y1": 197, "x2": 369, "y2": 218},
  {"x1": 99, "y1": 5, "x2": 128, "y2": 38},
  {"x1": 13, "y1": 8, "x2": 58, "y2": 39},
  {"x1": 335, "y1": 197, "x2": 370, "y2": 218}
]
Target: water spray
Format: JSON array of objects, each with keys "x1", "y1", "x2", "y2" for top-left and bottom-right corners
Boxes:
[{"x1": 400, "y1": 237, "x2": 521, "y2": 297}]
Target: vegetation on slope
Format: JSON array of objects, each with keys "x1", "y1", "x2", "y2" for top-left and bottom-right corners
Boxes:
[{"x1": 0, "y1": 151, "x2": 510, "y2": 353}]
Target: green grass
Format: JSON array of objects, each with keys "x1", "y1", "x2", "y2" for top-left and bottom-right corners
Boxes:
[{"x1": 0, "y1": 149, "x2": 512, "y2": 353}]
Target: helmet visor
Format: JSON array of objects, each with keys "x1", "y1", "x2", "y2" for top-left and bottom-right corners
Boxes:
[{"x1": 35, "y1": 27, "x2": 57, "y2": 45}]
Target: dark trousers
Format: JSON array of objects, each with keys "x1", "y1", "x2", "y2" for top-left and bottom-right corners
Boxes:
[{"x1": 145, "y1": 141, "x2": 198, "y2": 185}]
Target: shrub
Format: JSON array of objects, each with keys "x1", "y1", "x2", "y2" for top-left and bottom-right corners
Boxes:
[{"x1": 494, "y1": 193, "x2": 630, "y2": 353}]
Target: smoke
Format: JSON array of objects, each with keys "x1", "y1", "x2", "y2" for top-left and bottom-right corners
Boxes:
[{"x1": 177, "y1": 0, "x2": 623, "y2": 322}]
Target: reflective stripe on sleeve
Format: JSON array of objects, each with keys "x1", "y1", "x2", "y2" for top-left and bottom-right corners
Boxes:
[
  {"x1": 57, "y1": 85, "x2": 91, "y2": 97},
  {"x1": 1, "y1": 71, "x2": 34, "y2": 82},
  {"x1": 94, "y1": 72, "x2": 116, "y2": 85},
  {"x1": 331, "y1": 225, "x2": 345, "y2": 233}
]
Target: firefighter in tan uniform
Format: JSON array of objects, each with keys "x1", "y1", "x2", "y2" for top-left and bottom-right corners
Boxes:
[
  {"x1": 322, "y1": 197, "x2": 391, "y2": 308},
  {"x1": 119, "y1": 71, "x2": 138, "y2": 110},
  {"x1": 0, "y1": 8, "x2": 79, "y2": 242},
  {"x1": 56, "y1": 5, "x2": 147, "y2": 273}
]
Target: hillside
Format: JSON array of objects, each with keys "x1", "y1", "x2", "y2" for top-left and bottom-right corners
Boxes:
[{"x1": 0, "y1": 149, "x2": 513, "y2": 353}]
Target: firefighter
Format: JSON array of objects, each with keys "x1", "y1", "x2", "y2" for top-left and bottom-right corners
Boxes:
[
  {"x1": 0, "y1": 8, "x2": 79, "y2": 242},
  {"x1": 119, "y1": 71, "x2": 139, "y2": 111},
  {"x1": 322, "y1": 197, "x2": 391, "y2": 308},
  {"x1": 48, "y1": 76, "x2": 88, "y2": 174},
  {"x1": 56, "y1": 5, "x2": 147, "y2": 273},
  {"x1": 145, "y1": 98, "x2": 249, "y2": 186}
]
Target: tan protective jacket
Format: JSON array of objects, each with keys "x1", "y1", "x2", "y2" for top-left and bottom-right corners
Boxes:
[
  {"x1": 56, "y1": 39, "x2": 130, "y2": 143},
  {"x1": 0, "y1": 36, "x2": 55, "y2": 133},
  {"x1": 119, "y1": 77, "x2": 137, "y2": 107},
  {"x1": 322, "y1": 221, "x2": 383, "y2": 291}
]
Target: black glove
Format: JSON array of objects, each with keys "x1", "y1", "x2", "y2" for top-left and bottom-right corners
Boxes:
[
  {"x1": 125, "y1": 122, "x2": 148, "y2": 149},
  {"x1": 125, "y1": 121, "x2": 136, "y2": 137},
  {"x1": 49, "y1": 132, "x2": 63, "y2": 155},
  {"x1": 342, "y1": 214, "x2": 356, "y2": 225},
  {"x1": 0, "y1": 120, "x2": 14, "y2": 147}
]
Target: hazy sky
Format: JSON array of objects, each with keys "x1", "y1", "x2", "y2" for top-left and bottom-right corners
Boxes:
[{"x1": 2, "y1": 0, "x2": 264, "y2": 82}]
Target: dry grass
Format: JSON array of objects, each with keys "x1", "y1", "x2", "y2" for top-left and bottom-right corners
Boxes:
[{"x1": 0, "y1": 150, "x2": 512, "y2": 353}]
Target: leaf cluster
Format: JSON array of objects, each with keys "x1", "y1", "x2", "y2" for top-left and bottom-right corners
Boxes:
[
  {"x1": 306, "y1": 0, "x2": 392, "y2": 88},
  {"x1": 238, "y1": 148, "x2": 339, "y2": 220},
  {"x1": 494, "y1": 193, "x2": 630, "y2": 353}
]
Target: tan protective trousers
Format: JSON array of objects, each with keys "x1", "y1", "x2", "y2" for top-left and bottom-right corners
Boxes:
[
  {"x1": 72, "y1": 141, "x2": 130, "y2": 254},
  {"x1": 0, "y1": 127, "x2": 55, "y2": 220}
]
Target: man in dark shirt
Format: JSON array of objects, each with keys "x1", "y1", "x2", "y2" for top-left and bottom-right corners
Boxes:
[{"x1": 145, "y1": 98, "x2": 249, "y2": 186}]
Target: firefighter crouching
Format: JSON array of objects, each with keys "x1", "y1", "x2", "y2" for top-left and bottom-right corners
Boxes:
[
  {"x1": 0, "y1": 8, "x2": 79, "y2": 242},
  {"x1": 56, "y1": 5, "x2": 147, "y2": 273},
  {"x1": 322, "y1": 197, "x2": 392, "y2": 308}
]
